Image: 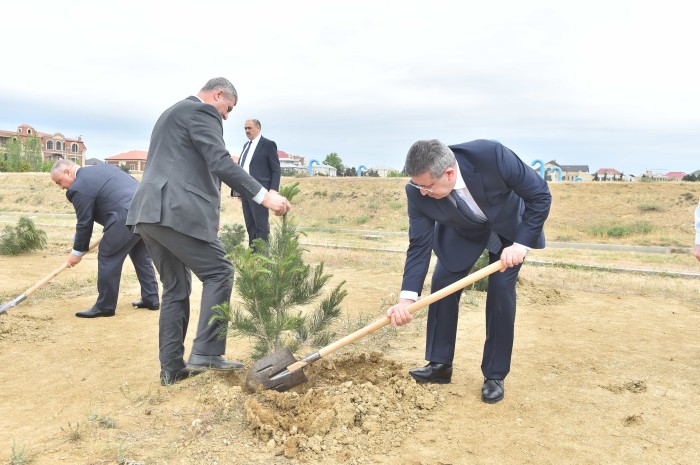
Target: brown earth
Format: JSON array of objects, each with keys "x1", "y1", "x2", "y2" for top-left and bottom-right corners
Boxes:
[{"x1": 1, "y1": 175, "x2": 699, "y2": 464}]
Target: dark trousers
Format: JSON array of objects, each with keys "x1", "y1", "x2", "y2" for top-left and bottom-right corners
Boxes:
[
  {"x1": 95, "y1": 233, "x2": 158, "y2": 310},
  {"x1": 136, "y1": 224, "x2": 234, "y2": 372},
  {"x1": 426, "y1": 253, "x2": 522, "y2": 380},
  {"x1": 241, "y1": 197, "x2": 270, "y2": 246}
]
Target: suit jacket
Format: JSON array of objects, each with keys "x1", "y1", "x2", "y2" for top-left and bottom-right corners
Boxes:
[
  {"x1": 126, "y1": 96, "x2": 264, "y2": 242},
  {"x1": 67, "y1": 163, "x2": 139, "y2": 256},
  {"x1": 246, "y1": 136, "x2": 280, "y2": 190},
  {"x1": 401, "y1": 139, "x2": 551, "y2": 294}
]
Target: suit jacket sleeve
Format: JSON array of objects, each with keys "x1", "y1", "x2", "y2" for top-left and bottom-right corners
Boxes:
[
  {"x1": 495, "y1": 144, "x2": 551, "y2": 247},
  {"x1": 67, "y1": 190, "x2": 95, "y2": 252},
  {"x1": 400, "y1": 185, "x2": 435, "y2": 295},
  {"x1": 268, "y1": 139, "x2": 281, "y2": 191}
]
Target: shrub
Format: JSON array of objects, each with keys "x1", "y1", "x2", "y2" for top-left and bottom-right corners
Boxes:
[
  {"x1": 1, "y1": 217, "x2": 48, "y2": 255},
  {"x1": 219, "y1": 223, "x2": 246, "y2": 256},
  {"x1": 638, "y1": 203, "x2": 664, "y2": 212},
  {"x1": 588, "y1": 221, "x2": 653, "y2": 238}
]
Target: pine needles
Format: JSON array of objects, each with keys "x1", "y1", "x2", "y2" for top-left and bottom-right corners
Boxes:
[
  {"x1": 1, "y1": 216, "x2": 48, "y2": 255},
  {"x1": 211, "y1": 183, "x2": 347, "y2": 359}
]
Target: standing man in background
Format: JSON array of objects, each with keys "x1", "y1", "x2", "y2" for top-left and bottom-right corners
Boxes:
[
  {"x1": 127, "y1": 78, "x2": 291, "y2": 386},
  {"x1": 231, "y1": 119, "x2": 280, "y2": 247},
  {"x1": 50, "y1": 159, "x2": 159, "y2": 318},
  {"x1": 693, "y1": 199, "x2": 700, "y2": 262}
]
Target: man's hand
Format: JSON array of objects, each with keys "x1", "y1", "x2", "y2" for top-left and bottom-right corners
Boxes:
[
  {"x1": 262, "y1": 191, "x2": 291, "y2": 216},
  {"x1": 66, "y1": 253, "x2": 82, "y2": 268},
  {"x1": 692, "y1": 244, "x2": 700, "y2": 262},
  {"x1": 386, "y1": 299, "x2": 415, "y2": 327},
  {"x1": 499, "y1": 243, "x2": 528, "y2": 271}
]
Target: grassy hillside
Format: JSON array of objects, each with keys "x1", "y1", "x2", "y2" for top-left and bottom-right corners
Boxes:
[{"x1": 1, "y1": 173, "x2": 699, "y2": 250}]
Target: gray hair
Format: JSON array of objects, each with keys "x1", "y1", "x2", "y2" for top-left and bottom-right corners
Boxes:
[
  {"x1": 50, "y1": 158, "x2": 75, "y2": 175},
  {"x1": 248, "y1": 119, "x2": 261, "y2": 129},
  {"x1": 404, "y1": 139, "x2": 456, "y2": 177},
  {"x1": 200, "y1": 77, "x2": 237, "y2": 100}
]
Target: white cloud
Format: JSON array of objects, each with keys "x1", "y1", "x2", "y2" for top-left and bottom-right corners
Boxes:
[{"x1": 1, "y1": 0, "x2": 698, "y2": 173}]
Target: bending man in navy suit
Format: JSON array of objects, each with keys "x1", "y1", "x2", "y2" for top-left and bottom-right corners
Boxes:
[
  {"x1": 232, "y1": 119, "x2": 281, "y2": 246},
  {"x1": 386, "y1": 139, "x2": 551, "y2": 404},
  {"x1": 50, "y1": 159, "x2": 159, "y2": 318}
]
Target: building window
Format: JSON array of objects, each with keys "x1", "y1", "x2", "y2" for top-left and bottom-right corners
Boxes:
[
  {"x1": 27, "y1": 129, "x2": 32, "y2": 134},
  {"x1": 46, "y1": 140, "x2": 53, "y2": 150},
  {"x1": 72, "y1": 143, "x2": 78, "y2": 153},
  {"x1": 56, "y1": 141, "x2": 62, "y2": 151},
  {"x1": 130, "y1": 164, "x2": 135, "y2": 171}
]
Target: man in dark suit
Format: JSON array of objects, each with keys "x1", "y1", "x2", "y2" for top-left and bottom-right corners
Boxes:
[
  {"x1": 386, "y1": 139, "x2": 551, "y2": 403},
  {"x1": 50, "y1": 159, "x2": 159, "y2": 318},
  {"x1": 232, "y1": 119, "x2": 281, "y2": 246},
  {"x1": 126, "y1": 77, "x2": 291, "y2": 386}
]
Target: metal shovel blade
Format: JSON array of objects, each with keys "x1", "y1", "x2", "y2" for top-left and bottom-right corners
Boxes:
[{"x1": 245, "y1": 347, "x2": 309, "y2": 393}]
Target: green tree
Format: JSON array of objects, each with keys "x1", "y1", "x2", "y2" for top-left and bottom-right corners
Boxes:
[
  {"x1": 3, "y1": 134, "x2": 44, "y2": 172},
  {"x1": 323, "y1": 152, "x2": 345, "y2": 176},
  {"x1": 24, "y1": 133, "x2": 45, "y2": 171},
  {"x1": 211, "y1": 182, "x2": 347, "y2": 359}
]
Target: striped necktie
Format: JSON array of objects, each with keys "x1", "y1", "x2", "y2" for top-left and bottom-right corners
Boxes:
[
  {"x1": 239, "y1": 141, "x2": 252, "y2": 166},
  {"x1": 450, "y1": 190, "x2": 502, "y2": 254}
]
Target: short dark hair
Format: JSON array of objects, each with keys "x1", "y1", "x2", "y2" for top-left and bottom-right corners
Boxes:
[{"x1": 404, "y1": 139, "x2": 455, "y2": 177}]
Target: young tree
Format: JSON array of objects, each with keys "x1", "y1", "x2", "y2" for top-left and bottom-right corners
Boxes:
[
  {"x1": 323, "y1": 152, "x2": 345, "y2": 175},
  {"x1": 1, "y1": 217, "x2": 48, "y2": 255},
  {"x1": 211, "y1": 182, "x2": 347, "y2": 359}
]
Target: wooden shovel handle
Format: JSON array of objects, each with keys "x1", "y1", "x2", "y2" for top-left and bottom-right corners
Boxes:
[
  {"x1": 317, "y1": 260, "x2": 504, "y2": 359},
  {"x1": 24, "y1": 237, "x2": 102, "y2": 297}
]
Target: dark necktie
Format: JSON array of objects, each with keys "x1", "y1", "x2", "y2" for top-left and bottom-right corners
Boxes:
[
  {"x1": 239, "y1": 141, "x2": 252, "y2": 166},
  {"x1": 450, "y1": 190, "x2": 502, "y2": 255}
]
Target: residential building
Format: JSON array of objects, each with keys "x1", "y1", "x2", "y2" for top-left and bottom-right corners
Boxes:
[
  {"x1": 546, "y1": 160, "x2": 590, "y2": 181},
  {"x1": 105, "y1": 150, "x2": 148, "y2": 171},
  {"x1": 594, "y1": 168, "x2": 624, "y2": 181},
  {"x1": 665, "y1": 171, "x2": 687, "y2": 181},
  {"x1": 0, "y1": 124, "x2": 87, "y2": 165}
]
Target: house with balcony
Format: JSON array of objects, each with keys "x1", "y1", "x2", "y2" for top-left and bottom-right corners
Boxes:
[{"x1": 0, "y1": 124, "x2": 87, "y2": 165}]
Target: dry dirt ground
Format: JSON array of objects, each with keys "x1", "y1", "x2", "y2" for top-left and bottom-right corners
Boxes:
[
  {"x1": 1, "y1": 250, "x2": 699, "y2": 465},
  {"x1": 1, "y1": 175, "x2": 699, "y2": 464}
]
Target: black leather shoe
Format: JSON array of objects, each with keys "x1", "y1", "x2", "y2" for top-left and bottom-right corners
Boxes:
[
  {"x1": 75, "y1": 306, "x2": 115, "y2": 318},
  {"x1": 409, "y1": 362, "x2": 453, "y2": 384},
  {"x1": 132, "y1": 300, "x2": 160, "y2": 310},
  {"x1": 187, "y1": 354, "x2": 244, "y2": 371},
  {"x1": 160, "y1": 367, "x2": 203, "y2": 386},
  {"x1": 481, "y1": 378, "x2": 505, "y2": 404}
]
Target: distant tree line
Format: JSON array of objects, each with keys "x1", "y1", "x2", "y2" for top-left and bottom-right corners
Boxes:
[
  {"x1": 321, "y1": 152, "x2": 405, "y2": 177},
  {"x1": 682, "y1": 173, "x2": 699, "y2": 182}
]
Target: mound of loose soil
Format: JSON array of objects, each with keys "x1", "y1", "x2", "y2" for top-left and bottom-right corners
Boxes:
[{"x1": 243, "y1": 352, "x2": 441, "y2": 462}]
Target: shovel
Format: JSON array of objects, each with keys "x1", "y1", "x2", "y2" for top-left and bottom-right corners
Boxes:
[
  {"x1": 245, "y1": 260, "x2": 504, "y2": 392},
  {"x1": 0, "y1": 238, "x2": 101, "y2": 314}
]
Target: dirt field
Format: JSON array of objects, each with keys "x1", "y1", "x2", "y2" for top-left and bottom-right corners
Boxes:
[{"x1": 1, "y1": 174, "x2": 699, "y2": 464}]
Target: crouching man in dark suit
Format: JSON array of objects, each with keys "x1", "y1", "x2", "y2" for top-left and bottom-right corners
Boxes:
[
  {"x1": 386, "y1": 139, "x2": 551, "y2": 403},
  {"x1": 126, "y1": 77, "x2": 291, "y2": 386},
  {"x1": 50, "y1": 159, "x2": 159, "y2": 318}
]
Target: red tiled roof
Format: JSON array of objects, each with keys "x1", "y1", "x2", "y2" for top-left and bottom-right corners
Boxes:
[
  {"x1": 106, "y1": 150, "x2": 148, "y2": 161},
  {"x1": 595, "y1": 168, "x2": 622, "y2": 175},
  {"x1": 277, "y1": 150, "x2": 289, "y2": 159},
  {"x1": 665, "y1": 171, "x2": 686, "y2": 179}
]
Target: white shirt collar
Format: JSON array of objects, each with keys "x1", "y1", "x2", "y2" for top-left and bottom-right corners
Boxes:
[{"x1": 452, "y1": 162, "x2": 466, "y2": 190}]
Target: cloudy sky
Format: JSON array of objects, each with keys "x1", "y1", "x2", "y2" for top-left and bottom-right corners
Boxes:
[{"x1": 1, "y1": 0, "x2": 698, "y2": 175}]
